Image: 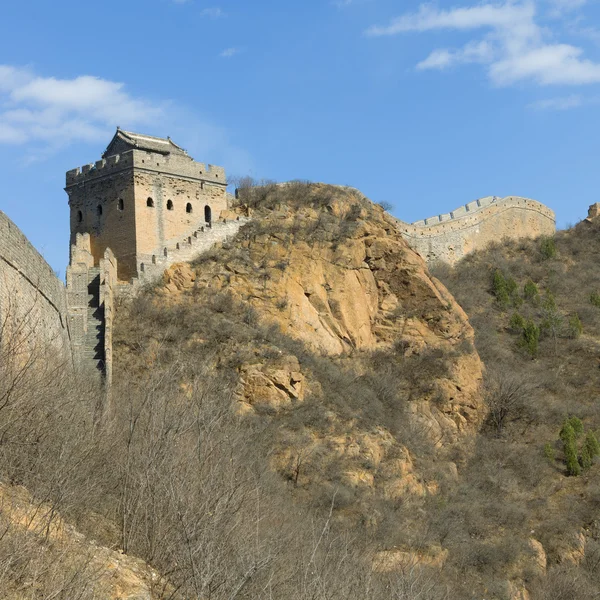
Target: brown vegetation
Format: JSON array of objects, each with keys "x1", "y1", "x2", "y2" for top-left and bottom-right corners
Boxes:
[{"x1": 4, "y1": 181, "x2": 600, "y2": 598}]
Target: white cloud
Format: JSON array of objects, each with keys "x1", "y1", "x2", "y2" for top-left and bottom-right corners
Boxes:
[
  {"x1": 0, "y1": 65, "x2": 251, "y2": 170},
  {"x1": 366, "y1": 2, "x2": 537, "y2": 36},
  {"x1": 367, "y1": 1, "x2": 600, "y2": 87},
  {"x1": 417, "y1": 40, "x2": 494, "y2": 70},
  {"x1": 528, "y1": 94, "x2": 584, "y2": 110},
  {"x1": 0, "y1": 66, "x2": 163, "y2": 149},
  {"x1": 220, "y1": 47, "x2": 241, "y2": 58}
]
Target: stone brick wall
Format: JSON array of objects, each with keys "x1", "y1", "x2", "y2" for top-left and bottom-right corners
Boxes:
[
  {"x1": 66, "y1": 233, "x2": 93, "y2": 364},
  {"x1": 396, "y1": 196, "x2": 556, "y2": 265},
  {"x1": 66, "y1": 148, "x2": 228, "y2": 281},
  {"x1": 133, "y1": 170, "x2": 228, "y2": 268},
  {"x1": 99, "y1": 248, "x2": 117, "y2": 387},
  {"x1": 135, "y1": 216, "x2": 249, "y2": 285},
  {"x1": 0, "y1": 211, "x2": 72, "y2": 362}
]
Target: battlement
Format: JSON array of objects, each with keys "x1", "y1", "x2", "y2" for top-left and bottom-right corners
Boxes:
[
  {"x1": 396, "y1": 195, "x2": 556, "y2": 265},
  {"x1": 66, "y1": 149, "x2": 226, "y2": 187},
  {"x1": 410, "y1": 196, "x2": 555, "y2": 228}
]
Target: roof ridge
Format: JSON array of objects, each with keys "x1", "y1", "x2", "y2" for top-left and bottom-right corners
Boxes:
[{"x1": 102, "y1": 128, "x2": 188, "y2": 157}]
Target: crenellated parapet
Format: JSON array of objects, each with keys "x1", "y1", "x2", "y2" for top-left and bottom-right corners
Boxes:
[
  {"x1": 395, "y1": 196, "x2": 556, "y2": 265},
  {"x1": 66, "y1": 129, "x2": 229, "y2": 281},
  {"x1": 66, "y1": 149, "x2": 226, "y2": 187}
]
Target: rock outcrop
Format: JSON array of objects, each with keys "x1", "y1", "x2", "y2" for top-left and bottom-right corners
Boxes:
[{"x1": 156, "y1": 183, "x2": 484, "y2": 511}]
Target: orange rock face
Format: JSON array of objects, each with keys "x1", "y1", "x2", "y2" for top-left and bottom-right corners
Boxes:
[{"x1": 159, "y1": 184, "x2": 484, "y2": 508}]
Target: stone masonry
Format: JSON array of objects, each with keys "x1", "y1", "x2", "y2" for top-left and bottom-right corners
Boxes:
[
  {"x1": 0, "y1": 130, "x2": 563, "y2": 389},
  {"x1": 65, "y1": 129, "x2": 229, "y2": 281},
  {"x1": 66, "y1": 234, "x2": 117, "y2": 384},
  {"x1": 396, "y1": 195, "x2": 556, "y2": 265},
  {"x1": 0, "y1": 211, "x2": 72, "y2": 364}
]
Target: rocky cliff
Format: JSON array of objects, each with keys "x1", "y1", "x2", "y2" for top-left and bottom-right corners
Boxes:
[{"x1": 147, "y1": 183, "x2": 484, "y2": 515}]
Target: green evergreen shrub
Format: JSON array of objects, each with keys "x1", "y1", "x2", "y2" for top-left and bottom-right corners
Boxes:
[
  {"x1": 521, "y1": 320, "x2": 540, "y2": 357},
  {"x1": 560, "y1": 421, "x2": 575, "y2": 444},
  {"x1": 524, "y1": 280, "x2": 539, "y2": 301},
  {"x1": 567, "y1": 416, "x2": 584, "y2": 437},
  {"x1": 590, "y1": 291, "x2": 600, "y2": 308},
  {"x1": 506, "y1": 277, "x2": 518, "y2": 297},
  {"x1": 558, "y1": 419, "x2": 597, "y2": 475},
  {"x1": 540, "y1": 236, "x2": 557, "y2": 260},
  {"x1": 565, "y1": 439, "x2": 581, "y2": 476},
  {"x1": 584, "y1": 431, "x2": 600, "y2": 459},
  {"x1": 492, "y1": 269, "x2": 510, "y2": 308},
  {"x1": 509, "y1": 312, "x2": 526, "y2": 332},
  {"x1": 580, "y1": 445, "x2": 593, "y2": 470}
]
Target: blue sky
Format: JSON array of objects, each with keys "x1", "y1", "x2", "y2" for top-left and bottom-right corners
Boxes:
[{"x1": 1, "y1": 0, "x2": 600, "y2": 275}]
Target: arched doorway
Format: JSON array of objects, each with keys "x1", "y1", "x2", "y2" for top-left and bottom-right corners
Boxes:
[{"x1": 204, "y1": 205, "x2": 212, "y2": 224}]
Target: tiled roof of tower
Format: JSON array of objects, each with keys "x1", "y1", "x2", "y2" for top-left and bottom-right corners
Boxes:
[{"x1": 102, "y1": 128, "x2": 189, "y2": 158}]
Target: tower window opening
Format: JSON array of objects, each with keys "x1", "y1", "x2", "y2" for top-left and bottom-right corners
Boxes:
[
  {"x1": 118, "y1": 198, "x2": 124, "y2": 211},
  {"x1": 186, "y1": 202, "x2": 193, "y2": 214},
  {"x1": 204, "y1": 205, "x2": 212, "y2": 223},
  {"x1": 147, "y1": 197, "x2": 154, "y2": 207},
  {"x1": 167, "y1": 200, "x2": 174, "y2": 210},
  {"x1": 97, "y1": 205, "x2": 103, "y2": 216},
  {"x1": 77, "y1": 210, "x2": 83, "y2": 223}
]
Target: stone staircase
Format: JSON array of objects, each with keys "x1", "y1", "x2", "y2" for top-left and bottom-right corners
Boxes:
[
  {"x1": 82, "y1": 267, "x2": 105, "y2": 378},
  {"x1": 126, "y1": 216, "x2": 250, "y2": 289}
]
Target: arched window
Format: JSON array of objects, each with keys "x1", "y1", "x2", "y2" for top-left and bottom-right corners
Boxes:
[
  {"x1": 147, "y1": 197, "x2": 154, "y2": 207},
  {"x1": 204, "y1": 205, "x2": 212, "y2": 223},
  {"x1": 97, "y1": 205, "x2": 103, "y2": 216},
  {"x1": 186, "y1": 202, "x2": 193, "y2": 214},
  {"x1": 167, "y1": 200, "x2": 174, "y2": 211},
  {"x1": 77, "y1": 210, "x2": 83, "y2": 223},
  {"x1": 118, "y1": 199, "x2": 124, "y2": 211},
  {"x1": 164, "y1": 247, "x2": 168, "y2": 257}
]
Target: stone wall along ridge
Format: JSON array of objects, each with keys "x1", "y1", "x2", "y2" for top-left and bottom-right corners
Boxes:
[
  {"x1": 0, "y1": 211, "x2": 72, "y2": 360},
  {"x1": 132, "y1": 215, "x2": 250, "y2": 287},
  {"x1": 395, "y1": 195, "x2": 556, "y2": 265}
]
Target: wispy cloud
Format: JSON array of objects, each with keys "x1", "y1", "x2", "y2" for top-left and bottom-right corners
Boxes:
[
  {"x1": 0, "y1": 66, "x2": 163, "y2": 146},
  {"x1": 528, "y1": 95, "x2": 584, "y2": 110},
  {"x1": 0, "y1": 65, "x2": 251, "y2": 172},
  {"x1": 200, "y1": 7, "x2": 225, "y2": 18},
  {"x1": 366, "y1": 1, "x2": 600, "y2": 87},
  {"x1": 220, "y1": 47, "x2": 241, "y2": 58}
]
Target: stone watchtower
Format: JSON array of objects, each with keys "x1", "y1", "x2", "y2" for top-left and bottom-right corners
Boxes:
[{"x1": 65, "y1": 128, "x2": 228, "y2": 281}]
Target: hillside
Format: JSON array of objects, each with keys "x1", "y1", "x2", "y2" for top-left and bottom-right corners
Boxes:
[
  {"x1": 1, "y1": 181, "x2": 599, "y2": 598},
  {"x1": 431, "y1": 215, "x2": 600, "y2": 599},
  {"x1": 112, "y1": 182, "x2": 484, "y2": 596}
]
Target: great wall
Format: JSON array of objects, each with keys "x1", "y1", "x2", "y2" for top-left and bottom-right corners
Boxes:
[
  {"x1": 0, "y1": 128, "x2": 569, "y2": 389},
  {"x1": 396, "y1": 195, "x2": 556, "y2": 265}
]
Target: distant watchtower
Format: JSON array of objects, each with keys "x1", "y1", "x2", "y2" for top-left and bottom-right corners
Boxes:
[{"x1": 65, "y1": 129, "x2": 228, "y2": 281}]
